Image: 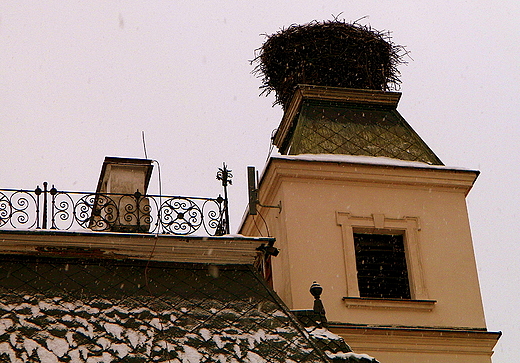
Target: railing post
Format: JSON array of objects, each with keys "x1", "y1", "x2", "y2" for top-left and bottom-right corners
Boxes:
[
  {"x1": 49, "y1": 185, "x2": 57, "y2": 229},
  {"x1": 35, "y1": 185, "x2": 42, "y2": 229},
  {"x1": 216, "y1": 163, "x2": 233, "y2": 235},
  {"x1": 134, "y1": 190, "x2": 141, "y2": 232},
  {"x1": 42, "y1": 182, "x2": 48, "y2": 229}
]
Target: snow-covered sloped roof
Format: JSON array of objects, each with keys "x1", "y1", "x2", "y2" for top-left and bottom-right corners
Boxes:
[
  {"x1": 293, "y1": 310, "x2": 379, "y2": 363},
  {"x1": 0, "y1": 255, "x2": 331, "y2": 363}
]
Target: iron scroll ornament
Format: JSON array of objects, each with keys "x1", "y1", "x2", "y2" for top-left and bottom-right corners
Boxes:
[{"x1": 0, "y1": 188, "x2": 227, "y2": 236}]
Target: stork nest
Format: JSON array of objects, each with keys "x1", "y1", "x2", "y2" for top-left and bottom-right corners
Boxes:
[{"x1": 252, "y1": 20, "x2": 406, "y2": 109}]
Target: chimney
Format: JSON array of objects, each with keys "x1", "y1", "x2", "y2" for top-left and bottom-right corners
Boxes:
[{"x1": 90, "y1": 157, "x2": 153, "y2": 233}]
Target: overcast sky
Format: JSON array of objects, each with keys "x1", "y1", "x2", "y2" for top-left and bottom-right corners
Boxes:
[{"x1": 1, "y1": 1, "x2": 519, "y2": 361}]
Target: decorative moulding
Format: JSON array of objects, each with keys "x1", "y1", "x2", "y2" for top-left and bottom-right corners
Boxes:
[{"x1": 342, "y1": 297, "x2": 436, "y2": 311}]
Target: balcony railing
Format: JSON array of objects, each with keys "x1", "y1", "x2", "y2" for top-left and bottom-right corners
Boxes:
[{"x1": 0, "y1": 183, "x2": 230, "y2": 236}]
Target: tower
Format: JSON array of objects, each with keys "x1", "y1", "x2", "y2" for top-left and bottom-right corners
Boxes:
[{"x1": 240, "y1": 21, "x2": 500, "y2": 363}]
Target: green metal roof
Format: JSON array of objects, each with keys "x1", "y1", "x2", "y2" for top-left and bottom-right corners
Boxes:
[
  {"x1": 284, "y1": 99, "x2": 442, "y2": 165},
  {"x1": 273, "y1": 85, "x2": 442, "y2": 166}
]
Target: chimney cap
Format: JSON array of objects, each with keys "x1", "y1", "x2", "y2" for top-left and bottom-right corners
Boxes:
[{"x1": 95, "y1": 157, "x2": 154, "y2": 194}]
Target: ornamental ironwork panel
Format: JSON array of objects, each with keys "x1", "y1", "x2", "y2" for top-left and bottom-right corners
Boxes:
[{"x1": 0, "y1": 183, "x2": 228, "y2": 236}]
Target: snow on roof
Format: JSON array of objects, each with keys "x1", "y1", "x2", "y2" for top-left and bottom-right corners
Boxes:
[
  {"x1": 298, "y1": 318, "x2": 379, "y2": 363},
  {"x1": 0, "y1": 255, "x2": 329, "y2": 363},
  {"x1": 271, "y1": 154, "x2": 476, "y2": 173}
]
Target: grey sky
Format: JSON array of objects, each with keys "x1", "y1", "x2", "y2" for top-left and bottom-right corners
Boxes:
[{"x1": 1, "y1": 1, "x2": 519, "y2": 361}]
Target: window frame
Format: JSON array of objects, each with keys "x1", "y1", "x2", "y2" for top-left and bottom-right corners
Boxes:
[
  {"x1": 353, "y1": 231, "x2": 411, "y2": 299},
  {"x1": 337, "y1": 212, "x2": 434, "y2": 310}
]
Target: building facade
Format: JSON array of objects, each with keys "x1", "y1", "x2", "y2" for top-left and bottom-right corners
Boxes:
[
  {"x1": 0, "y1": 156, "x2": 376, "y2": 362},
  {"x1": 239, "y1": 85, "x2": 500, "y2": 362}
]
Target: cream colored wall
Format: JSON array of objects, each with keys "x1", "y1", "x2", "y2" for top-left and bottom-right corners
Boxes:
[
  {"x1": 104, "y1": 165, "x2": 149, "y2": 194},
  {"x1": 332, "y1": 326, "x2": 500, "y2": 363},
  {"x1": 241, "y1": 158, "x2": 487, "y2": 330},
  {"x1": 342, "y1": 334, "x2": 497, "y2": 363}
]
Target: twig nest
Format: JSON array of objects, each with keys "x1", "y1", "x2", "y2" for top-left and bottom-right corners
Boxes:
[{"x1": 253, "y1": 20, "x2": 405, "y2": 109}]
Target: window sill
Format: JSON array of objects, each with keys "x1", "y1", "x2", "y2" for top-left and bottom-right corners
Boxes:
[{"x1": 342, "y1": 297, "x2": 436, "y2": 311}]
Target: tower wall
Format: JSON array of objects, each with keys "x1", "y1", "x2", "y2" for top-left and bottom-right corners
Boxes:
[{"x1": 240, "y1": 156, "x2": 500, "y2": 362}]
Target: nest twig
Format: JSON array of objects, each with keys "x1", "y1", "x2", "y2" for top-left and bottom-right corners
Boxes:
[{"x1": 252, "y1": 20, "x2": 406, "y2": 109}]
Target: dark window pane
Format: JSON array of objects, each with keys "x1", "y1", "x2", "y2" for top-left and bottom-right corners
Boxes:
[{"x1": 354, "y1": 233, "x2": 411, "y2": 299}]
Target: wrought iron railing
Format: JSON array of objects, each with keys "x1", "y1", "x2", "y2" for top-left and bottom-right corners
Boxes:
[{"x1": 0, "y1": 163, "x2": 233, "y2": 236}]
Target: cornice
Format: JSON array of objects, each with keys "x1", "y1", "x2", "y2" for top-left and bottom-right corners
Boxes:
[
  {"x1": 328, "y1": 324, "x2": 501, "y2": 355},
  {"x1": 260, "y1": 158, "x2": 478, "y2": 200},
  {"x1": 0, "y1": 230, "x2": 274, "y2": 265}
]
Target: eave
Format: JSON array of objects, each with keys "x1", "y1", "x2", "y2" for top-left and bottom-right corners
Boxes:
[{"x1": 0, "y1": 230, "x2": 275, "y2": 265}]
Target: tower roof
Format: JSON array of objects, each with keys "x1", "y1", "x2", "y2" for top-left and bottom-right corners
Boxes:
[{"x1": 273, "y1": 85, "x2": 443, "y2": 165}]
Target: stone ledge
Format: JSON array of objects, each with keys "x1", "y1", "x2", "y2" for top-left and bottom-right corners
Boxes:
[{"x1": 343, "y1": 297, "x2": 436, "y2": 311}]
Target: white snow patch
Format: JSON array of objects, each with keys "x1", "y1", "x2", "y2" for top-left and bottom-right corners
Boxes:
[
  {"x1": 250, "y1": 329, "x2": 265, "y2": 343},
  {"x1": 272, "y1": 154, "x2": 473, "y2": 171},
  {"x1": 47, "y1": 336, "x2": 69, "y2": 357},
  {"x1": 68, "y1": 348, "x2": 82, "y2": 363},
  {"x1": 181, "y1": 345, "x2": 202, "y2": 363},
  {"x1": 16, "y1": 302, "x2": 41, "y2": 317},
  {"x1": 149, "y1": 317, "x2": 162, "y2": 330},
  {"x1": 38, "y1": 300, "x2": 63, "y2": 312},
  {"x1": 0, "y1": 342, "x2": 21, "y2": 363},
  {"x1": 61, "y1": 302, "x2": 76, "y2": 311},
  {"x1": 306, "y1": 327, "x2": 343, "y2": 340},
  {"x1": 67, "y1": 346, "x2": 89, "y2": 362},
  {"x1": 273, "y1": 327, "x2": 291, "y2": 333},
  {"x1": 126, "y1": 329, "x2": 147, "y2": 348},
  {"x1": 212, "y1": 335, "x2": 224, "y2": 349},
  {"x1": 126, "y1": 329, "x2": 140, "y2": 348},
  {"x1": 271, "y1": 310, "x2": 286, "y2": 317},
  {"x1": 37, "y1": 345, "x2": 59, "y2": 363},
  {"x1": 199, "y1": 328, "x2": 211, "y2": 341},
  {"x1": 9, "y1": 332, "x2": 17, "y2": 348},
  {"x1": 111, "y1": 343, "x2": 130, "y2": 358},
  {"x1": 326, "y1": 351, "x2": 377, "y2": 361},
  {"x1": 61, "y1": 314, "x2": 73, "y2": 322},
  {"x1": 104, "y1": 322, "x2": 124, "y2": 340},
  {"x1": 246, "y1": 351, "x2": 266, "y2": 363},
  {"x1": 85, "y1": 351, "x2": 113, "y2": 363},
  {"x1": 233, "y1": 344, "x2": 242, "y2": 358},
  {"x1": 23, "y1": 338, "x2": 39, "y2": 356},
  {"x1": 96, "y1": 337, "x2": 111, "y2": 350},
  {"x1": 0, "y1": 319, "x2": 13, "y2": 335},
  {"x1": 80, "y1": 305, "x2": 100, "y2": 315},
  {"x1": 65, "y1": 331, "x2": 76, "y2": 348}
]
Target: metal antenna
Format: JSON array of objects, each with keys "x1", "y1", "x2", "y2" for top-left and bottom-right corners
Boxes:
[
  {"x1": 142, "y1": 131, "x2": 148, "y2": 159},
  {"x1": 247, "y1": 166, "x2": 281, "y2": 215}
]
